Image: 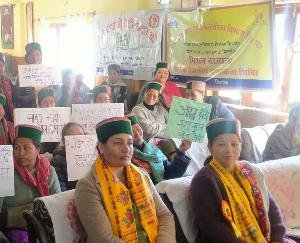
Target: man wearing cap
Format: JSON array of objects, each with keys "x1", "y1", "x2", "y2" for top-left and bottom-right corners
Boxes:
[
  {"x1": 0, "y1": 124, "x2": 60, "y2": 242},
  {"x1": 103, "y1": 64, "x2": 128, "y2": 110},
  {"x1": 0, "y1": 94, "x2": 14, "y2": 144},
  {"x1": 92, "y1": 85, "x2": 111, "y2": 103},
  {"x1": 0, "y1": 53, "x2": 14, "y2": 122},
  {"x1": 132, "y1": 81, "x2": 169, "y2": 141},
  {"x1": 14, "y1": 42, "x2": 42, "y2": 108},
  {"x1": 136, "y1": 62, "x2": 182, "y2": 110},
  {"x1": 127, "y1": 113, "x2": 191, "y2": 184},
  {"x1": 186, "y1": 80, "x2": 234, "y2": 121}
]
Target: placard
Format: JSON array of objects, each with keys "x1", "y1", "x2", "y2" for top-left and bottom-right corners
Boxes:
[
  {"x1": 166, "y1": 96, "x2": 211, "y2": 142},
  {"x1": 65, "y1": 135, "x2": 98, "y2": 181},
  {"x1": 14, "y1": 107, "x2": 71, "y2": 142},
  {"x1": 18, "y1": 64, "x2": 62, "y2": 88},
  {"x1": 71, "y1": 103, "x2": 124, "y2": 134},
  {"x1": 0, "y1": 145, "x2": 14, "y2": 197}
]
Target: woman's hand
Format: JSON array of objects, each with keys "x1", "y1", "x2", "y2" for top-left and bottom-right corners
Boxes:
[{"x1": 178, "y1": 139, "x2": 192, "y2": 152}]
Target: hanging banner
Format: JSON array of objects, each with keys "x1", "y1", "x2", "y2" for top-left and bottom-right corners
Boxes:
[
  {"x1": 94, "y1": 10, "x2": 165, "y2": 80},
  {"x1": 167, "y1": 2, "x2": 273, "y2": 89}
]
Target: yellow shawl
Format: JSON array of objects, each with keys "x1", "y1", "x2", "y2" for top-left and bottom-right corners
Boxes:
[
  {"x1": 95, "y1": 156, "x2": 158, "y2": 243},
  {"x1": 210, "y1": 159, "x2": 269, "y2": 243}
]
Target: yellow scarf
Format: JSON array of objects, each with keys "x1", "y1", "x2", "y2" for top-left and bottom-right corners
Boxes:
[
  {"x1": 95, "y1": 156, "x2": 158, "y2": 243},
  {"x1": 210, "y1": 159, "x2": 268, "y2": 243}
]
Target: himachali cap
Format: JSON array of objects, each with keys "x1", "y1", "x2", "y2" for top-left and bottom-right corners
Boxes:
[
  {"x1": 146, "y1": 82, "x2": 163, "y2": 93},
  {"x1": 25, "y1": 42, "x2": 42, "y2": 54},
  {"x1": 206, "y1": 118, "x2": 241, "y2": 143},
  {"x1": 186, "y1": 80, "x2": 206, "y2": 90},
  {"x1": 126, "y1": 113, "x2": 138, "y2": 125},
  {"x1": 15, "y1": 124, "x2": 43, "y2": 143},
  {"x1": 155, "y1": 62, "x2": 168, "y2": 71},
  {"x1": 93, "y1": 85, "x2": 112, "y2": 98},
  {"x1": 96, "y1": 117, "x2": 132, "y2": 143},
  {"x1": 38, "y1": 88, "x2": 54, "y2": 105},
  {"x1": 0, "y1": 94, "x2": 6, "y2": 106}
]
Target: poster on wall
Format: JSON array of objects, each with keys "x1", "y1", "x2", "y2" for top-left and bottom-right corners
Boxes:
[
  {"x1": 1, "y1": 5, "x2": 14, "y2": 49},
  {"x1": 167, "y1": 2, "x2": 273, "y2": 90},
  {"x1": 94, "y1": 10, "x2": 165, "y2": 80}
]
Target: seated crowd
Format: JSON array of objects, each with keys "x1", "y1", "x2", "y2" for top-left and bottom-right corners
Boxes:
[{"x1": 0, "y1": 42, "x2": 298, "y2": 243}]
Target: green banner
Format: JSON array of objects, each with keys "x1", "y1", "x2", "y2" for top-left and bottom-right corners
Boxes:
[{"x1": 166, "y1": 96, "x2": 212, "y2": 142}]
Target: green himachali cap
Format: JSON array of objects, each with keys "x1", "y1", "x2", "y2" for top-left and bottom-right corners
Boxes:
[
  {"x1": 96, "y1": 117, "x2": 132, "y2": 143},
  {"x1": 15, "y1": 124, "x2": 43, "y2": 143},
  {"x1": 0, "y1": 94, "x2": 6, "y2": 106},
  {"x1": 126, "y1": 113, "x2": 139, "y2": 125},
  {"x1": 146, "y1": 82, "x2": 162, "y2": 93}
]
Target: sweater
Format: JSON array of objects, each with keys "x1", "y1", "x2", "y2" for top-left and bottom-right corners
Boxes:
[
  {"x1": 190, "y1": 163, "x2": 286, "y2": 243},
  {"x1": 75, "y1": 162, "x2": 176, "y2": 243}
]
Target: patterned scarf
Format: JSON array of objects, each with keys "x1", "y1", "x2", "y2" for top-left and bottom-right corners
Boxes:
[
  {"x1": 95, "y1": 156, "x2": 158, "y2": 243},
  {"x1": 210, "y1": 159, "x2": 270, "y2": 243},
  {"x1": 14, "y1": 154, "x2": 51, "y2": 196}
]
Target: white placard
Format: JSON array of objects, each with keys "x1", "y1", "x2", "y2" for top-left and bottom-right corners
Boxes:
[
  {"x1": 71, "y1": 103, "x2": 124, "y2": 134},
  {"x1": 18, "y1": 64, "x2": 62, "y2": 88},
  {"x1": 65, "y1": 134, "x2": 98, "y2": 181},
  {"x1": 14, "y1": 107, "x2": 71, "y2": 142},
  {"x1": 0, "y1": 145, "x2": 14, "y2": 197}
]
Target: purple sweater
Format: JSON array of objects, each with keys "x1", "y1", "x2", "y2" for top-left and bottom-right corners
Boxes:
[{"x1": 190, "y1": 164, "x2": 286, "y2": 243}]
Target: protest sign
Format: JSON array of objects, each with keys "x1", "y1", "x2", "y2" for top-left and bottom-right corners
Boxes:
[
  {"x1": 71, "y1": 103, "x2": 124, "y2": 134},
  {"x1": 18, "y1": 64, "x2": 62, "y2": 88},
  {"x1": 65, "y1": 134, "x2": 98, "y2": 181},
  {"x1": 0, "y1": 145, "x2": 14, "y2": 197},
  {"x1": 166, "y1": 96, "x2": 211, "y2": 142},
  {"x1": 14, "y1": 107, "x2": 71, "y2": 142}
]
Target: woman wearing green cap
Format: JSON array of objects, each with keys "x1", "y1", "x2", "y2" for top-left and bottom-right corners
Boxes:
[
  {"x1": 0, "y1": 124, "x2": 61, "y2": 242},
  {"x1": 136, "y1": 62, "x2": 182, "y2": 111},
  {"x1": 92, "y1": 84, "x2": 111, "y2": 103},
  {"x1": 190, "y1": 118, "x2": 288, "y2": 243},
  {"x1": 75, "y1": 117, "x2": 175, "y2": 243},
  {"x1": 0, "y1": 94, "x2": 14, "y2": 145},
  {"x1": 132, "y1": 81, "x2": 169, "y2": 141}
]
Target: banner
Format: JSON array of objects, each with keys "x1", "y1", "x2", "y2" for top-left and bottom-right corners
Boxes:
[
  {"x1": 0, "y1": 145, "x2": 14, "y2": 197},
  {"x1": 167, "y1": 2, "x2": 273, "y2": 89},
  {"x1": 18, "y1": 64, "x2": 62, "y2": 88},
  {"x1": 71, "y1": 103, "x2": 124, "y2": 134},
  {"x1": 14, "y1": 107, "x2": 71, "y2": 142},
  {"x1": 166, "y1": 97, "x2": 211, "y2": 142},
  {"x1": 65, "y1": 135, "x2": 98, "y2": 181},
  {"x1": 94, "y1": 10, "x2": 165, "y2": 80}
]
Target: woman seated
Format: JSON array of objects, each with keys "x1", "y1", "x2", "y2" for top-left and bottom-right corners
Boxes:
[
  {"x1": 0, "y1": 94, "x2": 14, "y2": 145},
  {"x1": 0, "y1": 125, "x2": 61, "y2": 242},
  {"x1": 92, "y1": 85, "x2": 111, "y2": 104},
  {"x1": 132, "y1": 82, "x2": 168, "y2": 141},
  {"x1": 75, "y1": 117, "x2": 175, "y2": 243},
  {"x1": 126, "y1": 113, "x2": 191, "y2": 184},
  {"x1": 190, "y1": 118, "x2": 288, "y2": 243},
  {"x1": 37, "y1": 88, "x2": 59, "y2": 154},
  {"x1": 262, "y1": 104, "x2": 300, "y2": 161},
  {"x1": 51, "y1": 122, "x2": 85, "y2": 191},
  {"x1": 137, "y1": 62, "x2": 182, "y2": 110}
]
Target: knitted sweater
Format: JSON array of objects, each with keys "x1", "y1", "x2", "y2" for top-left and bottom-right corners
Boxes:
[{"x1": 190, "y1": 163, "x2": 286, "y2": 243}]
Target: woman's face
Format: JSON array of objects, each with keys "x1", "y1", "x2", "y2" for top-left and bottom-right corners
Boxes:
[
  {"x1": 98, "y1": 133, "x2": 133, "y2": 168},
  {"x1": 27, "y1": 49, "x2": 42, "y2": 64},
  {"x1": 63, "y1": 124, "x2": 85, "y2": 145},
  {"x1": 0, "y1": 104, "x2": 5, "y2": 120},
  {"x1": 132, "y1": 124, "x2": 144, "y2": 146},
  {"x1": 208, "y1": 133, "x2": 241, "y2": 170},
  {"x1": 144, "y1": 89, "x2": 159, "y2": 106},
  {"x1": 186, "y1": 89, "x2": 205, "y2": 102},
  {"x1": 95, "y1": 92, "x2": 111, "y2": 103},
  {"x1": 155, "y1": 68, "x2": 169, "y2": 85},
  {"x1": 39, "y1": 96, "x2": 56, "y2": 108},
  {"x1": 13, "y1": 137, "x2": 40, "y2": 171}
]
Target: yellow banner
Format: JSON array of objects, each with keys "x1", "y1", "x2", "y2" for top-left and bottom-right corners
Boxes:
[{"x1": 167, "y1": 2, "x2": 273, "y2": 89}]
